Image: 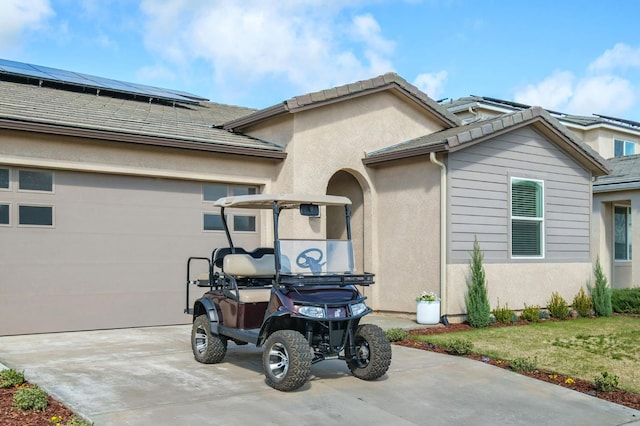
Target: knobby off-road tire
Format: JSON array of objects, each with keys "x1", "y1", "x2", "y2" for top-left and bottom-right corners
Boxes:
[
  {"x1": 262, "y1": 330, "x2": 312, "y2": 392},
  {"x1": 346, "y1": 324, "x2": 392, "y2": 380},
  {"x1": 191, "y1": 315, "x2": 227, "y2": 364}
]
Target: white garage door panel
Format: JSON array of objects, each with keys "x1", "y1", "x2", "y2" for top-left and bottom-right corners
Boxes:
[{"x1": 0, "y1": 170, "x2": 261, "y2": 335}]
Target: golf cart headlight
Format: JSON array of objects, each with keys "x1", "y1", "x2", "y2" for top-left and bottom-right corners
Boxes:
[
  {"x1": 299, "y1": 306, "x2": 325, "y2": 318},
  {"x1": 350, "y1": 302, "x2": 367, "y2": 316}
]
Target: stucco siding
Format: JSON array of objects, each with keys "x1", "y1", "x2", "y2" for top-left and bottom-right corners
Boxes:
[
  {"x1": 592, "y1": 189, "x2": 640, "y2": 289},
  {"x1": 449, "y1": 126, "x2": 592, "y2": 263},
  {"x1": 371, "y1": 158, "x2": 441, "y2": 313},
  {"x1": 446, "y1": 262, "x2": 592, "y2": 316}
]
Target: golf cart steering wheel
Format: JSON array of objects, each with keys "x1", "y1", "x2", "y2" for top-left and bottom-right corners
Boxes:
[{"x1": 296, "y1": 248, "x2": 325, "y2": 274}]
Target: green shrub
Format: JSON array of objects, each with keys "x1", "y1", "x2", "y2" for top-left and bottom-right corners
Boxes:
[
  {"x1": 594, "y1": 371, "x2": 619, "y2": 392},
  {"x1": 465, "y1": 237, "x2": 491, "y2": 328},
  {"x1": 492, "y1": 301, "x2": 514, "y2": 325},
  {"x1": 538, "y1": 310, "x2": 550, "y2": 320},
  {"x1": 13, "y1": 384, "x2": 48, "y2": 411},
  {"x1": 510, "y1": 356, "x2": 538, "y2": 372},
  {"x1": 590, "y1": 258, "x2": 612, "y2": 317},
  {"x1": 0, "y1": 368, "x2": 25, "y2": 388},
  {"x1": 547, "y1": 292, "x2": 570, "y2": 320},
  {"x1": 611, "y1": 288, "x2": 640, "y2": 314},
  {"x1": 521, "y1": 304, "x2": 541, "y2": 323},
  {"x1": 572, "y1": 287, "x2": 593, "y2": 317},
  {"x1": 386, "y1": 328, "x2": 408, "y2": 342},
  {"x1": 445, "y1": 338, "x2": 474, "y2": 355}
]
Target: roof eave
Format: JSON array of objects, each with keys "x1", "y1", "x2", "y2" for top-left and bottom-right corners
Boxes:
[
  {"x1": 593, "y1": 182, "x2": 640, "y2": 193},
  {"x1": 362, "y1": 143, "x2": 447, "y2": 167},
  {"x1": 222, "y1": 103, "x2": 288, "y2": 131},
  {"x1": 0, "y1": 118, "x2": 287, "y2": 160}
]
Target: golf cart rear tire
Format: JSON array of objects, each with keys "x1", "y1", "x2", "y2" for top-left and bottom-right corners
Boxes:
[
  {"x1": 263, "y1": 330, "x2": 312, "y2": 391},
  {"x1": 192, "y1": 314, "x2": 227, "y2": 364},
  {"x1": 346, "y1": 324, "x2": 392, "y2": 380}
]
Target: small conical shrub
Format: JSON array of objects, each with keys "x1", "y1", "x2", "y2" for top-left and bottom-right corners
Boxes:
[{"x1": 465, "y1": 237, "x2": 491, "y2": 328}]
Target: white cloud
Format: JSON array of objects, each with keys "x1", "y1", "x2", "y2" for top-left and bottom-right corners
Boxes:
[
  {"x1": 139, "y1": 0, "x2": 396, "y2": 100},
  {"x1": 0, "y1": 0, "x2": 53, "y2": 51},
  {"x1": 513, "y1": 54, "x2": 639, "y2": 117},
  {"x1": 567, "y1": 75, "x2": 635, "y2": 116},
  {"x1": 514, "y1": 70, "x2": 574, "y2": 111},
  {"x1": 588, "y1": 43, "x2": 640, "y2": 72},
  {"x1": 413, "y1": 71, "x2": 447, "y2": 100}
]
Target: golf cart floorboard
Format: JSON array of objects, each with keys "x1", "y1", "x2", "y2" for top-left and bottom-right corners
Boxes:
[{"x1": 219, "y1": 325, "x2": 260, "y2": 345}]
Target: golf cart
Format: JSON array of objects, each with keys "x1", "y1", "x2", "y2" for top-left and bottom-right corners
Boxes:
[{"x1": 184, "y1": 194, "x2": 391, "y2": 391}]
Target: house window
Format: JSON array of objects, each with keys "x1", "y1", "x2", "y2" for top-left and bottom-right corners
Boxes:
[
  {"x1": 0, "y1": 168, "x2": 9, "y2": 189},
  {"x1": 19, "y1": 170, "x2": 53, "y2": 192},
  {"x1": 202, "y1": 183, "x2": 258, "y2": 232},
  {"x1": 203, "y1": 213, "x2": 225, "y2": 231},
  {"x1": 614, "y1": 139, "x2": 636, "y2": 157},
  {"x1": 511, "y1": 178, "x2": 544, "y2": 257},
  {"x1": 0, "y1": 203, "x2": 9, "y2": 225},
  {"x1": 18, "y1": 205, "x2": 53, "y2": 226},
  {"x1": 614, "y1": 205, "x2": 632, "y2": 261},
  {"x1": 234, "y1": 215, "x2": 256, "y2": 232}
]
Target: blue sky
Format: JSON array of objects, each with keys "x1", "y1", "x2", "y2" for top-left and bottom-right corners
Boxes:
[{"x1": 1, "y1": 0, "x2": 640, "y2": 120}]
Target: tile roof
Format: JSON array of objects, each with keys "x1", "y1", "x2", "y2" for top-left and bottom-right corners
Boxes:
[
  {"x1": 594, "y1": 154, "x2": 640, "y2": 191},
  {"x1": 223, "y1": 72, "x2": 461, "y2": 130},
  {"x1": 442, "y1": 95, "x2": 640, "y2": 132},
  {"x1": 364, "y1": 107, "x2": 610, "y2": 175},
  {"x1": 0, "y1": 78, "x2": 285, "y2": 157}
]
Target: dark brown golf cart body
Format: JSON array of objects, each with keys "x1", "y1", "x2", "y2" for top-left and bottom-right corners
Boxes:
[{"x1": 184, "y1": 194, "x2": 390, "y2": 391}]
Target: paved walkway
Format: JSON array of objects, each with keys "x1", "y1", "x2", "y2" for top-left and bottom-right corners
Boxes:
[{"x1": 0, "y1": 317, "x2": 638, "y2": 425}]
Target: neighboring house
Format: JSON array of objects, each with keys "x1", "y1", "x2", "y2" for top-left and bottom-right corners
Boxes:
[
  {"x1": 0, "y1": 60, "x2": 610, "y2": 335},
  {"x1": 443, "y1": 96, "x2": 639, "y2": 290}
]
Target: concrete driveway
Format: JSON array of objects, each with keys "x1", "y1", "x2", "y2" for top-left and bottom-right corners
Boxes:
[{"x1": 0, "y1": 322, "x2": 638, "y2": 426}]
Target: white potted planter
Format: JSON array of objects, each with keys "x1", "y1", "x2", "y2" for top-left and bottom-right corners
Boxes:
[{"x1": 415, "y1": 291, "x2": 440, "y2": 325}]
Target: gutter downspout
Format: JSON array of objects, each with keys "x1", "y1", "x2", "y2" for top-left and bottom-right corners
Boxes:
[{"x1": 430, "y1": 152, "x2": 447, "y2": 322}]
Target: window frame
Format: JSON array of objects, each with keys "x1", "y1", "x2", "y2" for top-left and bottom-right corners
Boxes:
[
  {"x1": 0, "y1": 167, "x2": 10, "y2": 191},
  {"x1": 0, "y1": 202, "x2": 10, "y2": 226},
  {"x1": 614, "y1": 204, "x2": 632, "y2": 262},
  {"x1": 614, "y1": 139, "x2": 636, "y2": 157},
  {"x1": 17, "y1": 203, "x2": 55, "y2": 228},
  {"x1": 510, "y1": 177, "x2": 545, "y2": 259},
  {"x1": 17, "y1": 169, "x2": 54, "y2": 193},
  {"x1": 203, "y1": 212, "x2": 226, "y2": 232},
  {"x1": 201, "y1": 183, "x2": 259, "y2": 233}
]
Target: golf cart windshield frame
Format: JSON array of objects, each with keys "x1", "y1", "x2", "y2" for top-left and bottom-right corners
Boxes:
[{"x1": 215, "y1": 194, "x2": 373, "y2": 286}]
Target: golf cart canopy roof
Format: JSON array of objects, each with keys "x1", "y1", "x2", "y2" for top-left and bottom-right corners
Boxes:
[{"x1": 214, "y1": 193, "x2": 352, "y2": 209}]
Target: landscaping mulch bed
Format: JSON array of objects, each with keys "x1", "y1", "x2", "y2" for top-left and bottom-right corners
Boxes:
[
  {"x1": 397, "y1": 322, "x2": 640, "y2": 411},
  {"x1": 0, "y1": 384, "x2": 75, "y2": 426}
]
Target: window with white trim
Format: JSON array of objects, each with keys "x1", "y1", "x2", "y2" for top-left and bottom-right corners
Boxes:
[
  {"x1": 202, "y1": 183, "x2": 258, "y2": 232},
  {"x1": 511, "y1": 177, "x2": 544, "y2": 257},
  {"x1": 19, "y1": 169, "x2": 53, "y2": 192},
  {"x1": 614, "y1": 139, "x2": 636, "y2": 157},
  {"x1": 0, "y1": 168, "x2": 9, "y2": 189},
  {"x1": 18, "y1": 204, "x2": 53, "y2": 227},
  {"x1": 614, "y1": 205, "x2": 632, "y2": 261},
  {"x1": 0, "y1": 203, "x2": 9, "y2": 225}
]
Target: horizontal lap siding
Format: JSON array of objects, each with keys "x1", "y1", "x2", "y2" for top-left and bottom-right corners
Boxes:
[{"x1": 449, "y1": 126, "x2": 591, "y2": 263}]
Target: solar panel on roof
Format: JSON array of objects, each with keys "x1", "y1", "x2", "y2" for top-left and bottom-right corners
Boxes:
[{"x1": 0, "y1": 58, "x2": 209, "y2": 105}]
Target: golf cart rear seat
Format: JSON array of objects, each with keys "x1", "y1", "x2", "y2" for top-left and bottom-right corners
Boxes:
[{"x1": 223, "y1": 253, "x2": 275, "y2": 303}]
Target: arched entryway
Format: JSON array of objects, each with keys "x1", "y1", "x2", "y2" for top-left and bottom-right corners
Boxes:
[{"x1": 326, "y1": 170, "x2": 368, "y2": 297}]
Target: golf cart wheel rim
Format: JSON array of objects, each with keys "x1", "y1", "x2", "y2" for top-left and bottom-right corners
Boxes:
[
  {"x1": 355, "y1": 340, "x2": 371, "y2": 367},
  {"x1": 268, "y1": 342, "x2": 289, "y2": 379},
  {"x1": 195, "y1": 325, "x2": 208, "y2": 355}
]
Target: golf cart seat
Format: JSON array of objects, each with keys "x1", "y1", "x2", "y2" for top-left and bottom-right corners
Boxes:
[{"x1": 223, "y1": 253, "x2": 276, "y2": 277}]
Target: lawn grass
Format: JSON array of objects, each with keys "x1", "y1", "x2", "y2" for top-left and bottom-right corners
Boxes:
[{"x1": 412, "y1": 316, "x2": 640, "y2": 393}]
